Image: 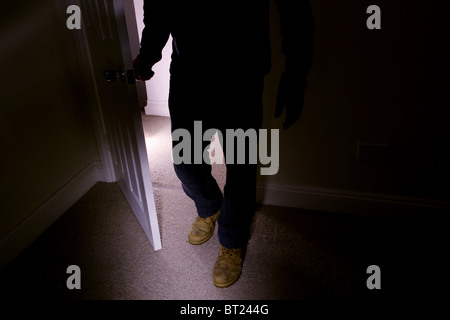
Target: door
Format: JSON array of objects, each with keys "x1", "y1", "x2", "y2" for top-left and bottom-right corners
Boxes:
[{"x1": 77, "y1": 0, "x2": 162, "y2": 250}]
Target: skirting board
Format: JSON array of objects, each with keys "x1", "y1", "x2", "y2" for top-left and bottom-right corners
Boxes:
[
  {"x1": 256, "y1": 183, "x2": 450, "y2": 218},
  {"x1": 0, "y1": 161, "x2": 103, "y2": 270},
  {"x1": 144, "y1": 100, "x2": 170, "y2": 117}
]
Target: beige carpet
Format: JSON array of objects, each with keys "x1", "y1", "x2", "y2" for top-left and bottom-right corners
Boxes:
[{"x1": 0, "y1": 115, "x2": 447, "y2": 302}]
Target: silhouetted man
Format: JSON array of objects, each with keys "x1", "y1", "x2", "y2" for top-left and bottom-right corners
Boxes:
[{"x1": 134, "y1": 0, "x2": 313, "y2": 288}]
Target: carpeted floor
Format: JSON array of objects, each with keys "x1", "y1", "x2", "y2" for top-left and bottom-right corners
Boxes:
[{"x1": 0, "y1": 115, "x2": 447, "y2": 302}]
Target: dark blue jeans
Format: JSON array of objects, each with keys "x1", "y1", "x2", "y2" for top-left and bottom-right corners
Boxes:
[{"x1": 168, "y1": 73, "x2": 264, "y2": 249}]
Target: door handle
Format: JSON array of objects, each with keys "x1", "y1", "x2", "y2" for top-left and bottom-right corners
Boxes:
[
  {"x1": 104, "y1": 68, "x2": 125, "y2": 83},
  {"x1": 104, "y1": 68, "x2": 136, "y2": 84}
]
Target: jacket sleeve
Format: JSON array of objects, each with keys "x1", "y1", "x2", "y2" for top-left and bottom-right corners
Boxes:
[
  {"x1": 137, "y1": 0, "x2": 171, "y2": 66},
  {"x1": 274, "y1": 0, "x2": 314, "y2": 80}
]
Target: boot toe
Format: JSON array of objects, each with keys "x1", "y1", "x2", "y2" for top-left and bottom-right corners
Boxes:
[{"x1": 212, "y1": 246, "x2": 244, "y2": 288}]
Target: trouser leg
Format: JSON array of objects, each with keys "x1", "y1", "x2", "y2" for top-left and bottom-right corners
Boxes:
[
  {"x1": 170, "y1": 117, "x2": 223, "y2": 218},
  {"x1": 173, "y1": 161, "x2": 223, "y2": 218},
  {"x1": 218, "y1": 161, "x2": 258, "y2": 249},
  {"x1": 168, "y1": 74, "x2": 264, "y2": 247}
]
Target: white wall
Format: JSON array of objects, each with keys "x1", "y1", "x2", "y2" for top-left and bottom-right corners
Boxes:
[{"x1": 134, "y1": 0, "x2": 171, "y2": 117}]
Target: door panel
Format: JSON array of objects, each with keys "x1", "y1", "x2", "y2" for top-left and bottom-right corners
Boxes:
[{"x1": 78, "y1": 0, "x2": 162, "y2": 250}]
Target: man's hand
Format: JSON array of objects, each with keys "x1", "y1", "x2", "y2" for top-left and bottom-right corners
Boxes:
[
  {"x1": 275, "y1": 72, "x2": 307, "y2": 130},
  {"x1": 133, "y1": 56, "x2": 154, "y2": 81}
]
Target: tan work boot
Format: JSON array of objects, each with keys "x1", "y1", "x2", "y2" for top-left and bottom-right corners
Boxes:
[
  {"x1": 212, "y1": 246, "x2": 245, "y2": 288},
  {"x1": 188, "y1": 210, "x2": 220, "y2": 245}
]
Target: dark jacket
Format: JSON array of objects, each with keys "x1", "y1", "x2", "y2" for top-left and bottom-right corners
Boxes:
[{"x1": 138, "y1": 0, "x2": 313, "y2": 80}]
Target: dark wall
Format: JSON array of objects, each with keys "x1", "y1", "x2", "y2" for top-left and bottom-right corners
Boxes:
[
  {"x1": 0, "y1": 1, "x2": 100, "y2": 239},
  {"x1": 261, "y1": 0, "x2": 450, "y2": 202}
]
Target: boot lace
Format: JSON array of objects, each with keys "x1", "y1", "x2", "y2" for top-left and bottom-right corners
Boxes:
[{"x1": 220, "y1": 246, "x2": 242, "y2": 259}]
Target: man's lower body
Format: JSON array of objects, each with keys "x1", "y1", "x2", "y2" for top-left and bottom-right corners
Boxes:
[{"x1": 168, "y1": 72, "x2": 264, "y2": 287}]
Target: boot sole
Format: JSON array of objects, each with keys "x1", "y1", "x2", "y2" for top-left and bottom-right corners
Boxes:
[
  {"x1": 188, "y1": 232, "x2": 214, "y2": 245},
  {"x1": 213, "y1": 273, "x2": 242, "y2": 288}
]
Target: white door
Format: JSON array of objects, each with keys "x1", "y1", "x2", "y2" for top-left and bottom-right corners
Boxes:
[{"x1": 77, "y1": 0, "x2": 162, "y2": 250}]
